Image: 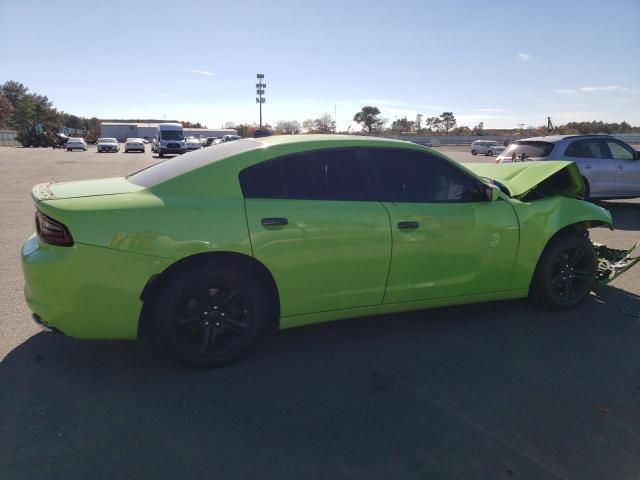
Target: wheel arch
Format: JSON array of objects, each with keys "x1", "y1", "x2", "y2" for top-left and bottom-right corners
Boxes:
[
  {"x1": 138, "y1": 251, "x2": 281, "y2": 341},
  {"x1": 528, "y1": 219, "x2": 605, "y2": 292}
]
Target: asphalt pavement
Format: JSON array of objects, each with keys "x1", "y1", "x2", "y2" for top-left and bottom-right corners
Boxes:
[{"x1": 1, "y1": 144, "x2": 639, "y2": 480}]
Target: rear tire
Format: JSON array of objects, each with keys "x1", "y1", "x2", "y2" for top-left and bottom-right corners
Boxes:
[
  {"x1": 487, "y1": 150, "x2": 493, "y2": 156},
  {"x1": 529, "y1": 230, "x2": 597, "y2": 309},
  {"x1": 582, "y1": 177, "x2": 591, "y2": 202},
  {"x1": 152, "y1": 261, "x2": 271, "y2": 368},
  {"x1": 471, "y1": 149, "x2": 477, "y2": 156}
]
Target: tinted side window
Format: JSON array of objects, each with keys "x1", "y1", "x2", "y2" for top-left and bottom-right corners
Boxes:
[
  {"x1": 239, "y1": 148, "x2": 374, "y2": 201},
  {"x1": 564, "y1": 139, "x2": 606, "y2": 159},
  {"x1": 606, "y1": 140, "x2": 634, "y2": 160},
  {"x1": 366, "y1": 149, "x2": 481, "y2": 203}
]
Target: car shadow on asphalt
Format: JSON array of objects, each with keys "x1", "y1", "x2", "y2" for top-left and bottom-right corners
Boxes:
[
  {"x1": 2, "y1": 286, "x2": 640, "y2": 480},
  {"x1": 598, "y1": 201, "x2": 640, "y2": 231}
]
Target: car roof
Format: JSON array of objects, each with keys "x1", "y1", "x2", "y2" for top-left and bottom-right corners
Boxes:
[
  {"x1": 516, "y1": 134, "x2": 614, "y2": 143},
  {"x1": 248, "y1": 134, "x2": 413, "y2": 148}
]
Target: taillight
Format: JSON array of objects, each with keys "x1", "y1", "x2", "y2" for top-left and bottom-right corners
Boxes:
[{"x1": 35, "y1": 210, "x2": 74, "y2": 246}]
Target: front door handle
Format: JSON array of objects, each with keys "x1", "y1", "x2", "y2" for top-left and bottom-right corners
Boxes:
[
  {"x1": 261, "y1": 217, "x2": 288, "y2": 227},
  {"x1": 617, "y1": 165, "x2": 624, "y2": 170},
  {"x1": 584, "y1": 164, "x2": 592, "y2": 169},
  {"x1": 397, "y1": 221, "x2": 419, "y2": 230}
]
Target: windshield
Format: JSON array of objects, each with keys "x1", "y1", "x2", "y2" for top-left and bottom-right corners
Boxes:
[
  {"x1": 126, "y1": 138, "x2": 141, "y2": 143},
  {"x1": 501, "y1": 141, "x2": 554, "y2": 160},
  {"x1": 160, "y1": 130, "x2": 184, "y2": 141},
  {"x1": 99, "y1": 138, "x2": 117, "y2": 143}
]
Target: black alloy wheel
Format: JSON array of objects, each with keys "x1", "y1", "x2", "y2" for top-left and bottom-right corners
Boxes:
[
  {"x1": 174, "y1": 285, "x2": 251, "y2": 358},
  {"x1": 548, "y1": 245, "x2": 593, "y2": 304},
  {"x1": 530, "y1": 230, "x2": 597, "y2": 309},
  {"x1": 152, "y1": 261, "x2": 272, "y2": 367}
]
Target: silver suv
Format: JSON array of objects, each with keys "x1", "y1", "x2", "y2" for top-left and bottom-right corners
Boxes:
[
  {"x1": 470, "y1": 140, "x2": 505, "y2": 156},
  {"x1": 496, "y1": 135, "x2": 640, "y2": 199}
]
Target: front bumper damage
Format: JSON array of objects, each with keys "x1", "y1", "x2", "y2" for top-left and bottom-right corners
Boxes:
[{"x1": 594, "y1": 242, "x2": 640, "y2": 285}]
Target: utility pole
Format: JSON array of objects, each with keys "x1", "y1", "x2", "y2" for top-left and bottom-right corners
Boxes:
[
  {"x1": 256, "y1": 74, "x2": 266, "y2": 128},
  {"x1": 334, "y1": 105, "x2": 337, "y2": 133},
  {"x1": 517, "y1": 123, "x2": 524, "y2": 137}
]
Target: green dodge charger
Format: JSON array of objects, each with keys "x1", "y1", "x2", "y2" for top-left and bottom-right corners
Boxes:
[{"x1": 21, "y1": 135, "x2": 639, "y2": 367}]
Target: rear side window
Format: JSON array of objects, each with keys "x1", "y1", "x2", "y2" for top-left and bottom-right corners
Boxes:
[
  {"x1": 239, "y1": 148, "x2": 374, "y2": 201},
  {"x1": 564, "y1": 139, "x2": 607, "y2": 159},
  {"x1": 501, "y1": 141, "x2": 554, "y2": 160},
  {"x1": 365, "y1": 148, "x2": 481, "y2": 203},
  {"x1": 606, "y1": 140, "x2": 634, "y2": 160}
]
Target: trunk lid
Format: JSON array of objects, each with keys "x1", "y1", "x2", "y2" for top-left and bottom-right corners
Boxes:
[
  {"x1": 465, "y1": 161, "x2": 585, "y2": 199},
  {"x1": 32, "y1": 177, "x2": 143, "y2": 202}
]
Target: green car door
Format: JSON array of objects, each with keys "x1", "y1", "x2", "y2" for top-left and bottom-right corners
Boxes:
[
  {"x1": 240, "y1": 148, "x2": 392, "y2": 317},
  {"x1": 365, "y1": 148, "x2": 520, "y2": 304}
]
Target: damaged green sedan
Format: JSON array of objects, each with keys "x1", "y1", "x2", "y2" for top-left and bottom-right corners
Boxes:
[{"x1": 21, "y1": 135, "x2": 640, "y2": 367}]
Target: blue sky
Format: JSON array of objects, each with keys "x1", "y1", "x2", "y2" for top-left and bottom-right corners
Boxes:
[{"x1": 1, "y1": 0, "x2": 639, "y2": 130}]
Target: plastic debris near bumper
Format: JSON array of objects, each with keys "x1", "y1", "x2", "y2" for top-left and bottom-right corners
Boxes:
[{"x1": 594, "y1": 242, "x2": 640, "y2": 285}]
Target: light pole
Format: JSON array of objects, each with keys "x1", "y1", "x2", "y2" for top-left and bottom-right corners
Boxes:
[
  {"x1": 517, "y1": 123, "x2": 524, "y2": 137},
  {"x1": 256, "y1": 74, "x2": 266, "y2": 128}
]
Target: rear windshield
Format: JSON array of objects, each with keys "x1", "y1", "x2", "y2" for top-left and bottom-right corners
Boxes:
[
  {"x1": 501, "y1": 141, "x2": 554, "y2": 160},
  {"x1": 100, "y1": 138, "x2": 117, "y2": 143},
  {"x1": 127, "y1": 139, "x2": 259, "y2": 187}
]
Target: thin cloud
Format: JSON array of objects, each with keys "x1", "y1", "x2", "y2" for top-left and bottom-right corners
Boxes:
[
  {"x1": 189, "y1": 69, "x2": 214, "y2": 76},
  {"x1": 556, "y1": 89, "x2": 577, "y2": 94},
  {"x1": 580, "y1": 85, "x2": 619, "y2": 92},
  {"x1": 517, "y1": 52, "x2": 532, "y2": 62}
]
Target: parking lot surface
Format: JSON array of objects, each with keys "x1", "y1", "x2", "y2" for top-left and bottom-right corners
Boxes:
[{"x1": 1, "y1": 145, "x2": 639, "y2": 479}]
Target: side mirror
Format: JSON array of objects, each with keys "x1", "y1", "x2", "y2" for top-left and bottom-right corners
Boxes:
[{"x1": 484, "y1": 184, "x2": 501, "y2": 202}]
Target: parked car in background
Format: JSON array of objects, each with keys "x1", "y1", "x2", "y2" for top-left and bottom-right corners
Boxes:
[
  {"x1": 185, "y1": 137, "x2": 202, "y2": 151},
  {"x1": 496, "y1": 135, "x2": 640, "y2": 200},
  {"x1": 470, "y1": 140, "x2": 505, "y2": 156},
  {"x1": 223, "y1": 134, "x2": 241, "y2": 142},
  {"x1": 66, "y1": 138, "x2": 87, "y2": 151},
  {"x1": 206, "y1": 136, "x2": 221, "y2": 146},
  {"x1": 96, "y1": 138, "x2": 119, "y2": 153},
  {"x1": 124, "y1": 138, "x2": 145, "y2": 153},
  {"x1": 21, "y1": 135, "x2": 639, "y2": 368}
]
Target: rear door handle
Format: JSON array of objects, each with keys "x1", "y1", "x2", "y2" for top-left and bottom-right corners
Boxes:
[
  {"x1": 261, "y1": 217, "x2": 288, "y2": 226},
  {"x1": 397, "y1": 221, "x2": 419, "y2": 230},
  {"x1": 617, "y1": 165, "x2": 624, "y2": 170},
  {"x1": 584, "y1": 164, "x2": 592, "y2": 169}
]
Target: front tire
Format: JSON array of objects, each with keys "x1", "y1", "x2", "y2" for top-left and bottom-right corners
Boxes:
[
  {"x1": 529, "y1": 230, "x2": 597, "y2": 309},
  {"x1": 487, "y1": 150, "x2": 493, "y2": 156},
  {"x1": 152, "y1": 261, "x2": 271, "y2": 367},
  {"x1": 471, "y1": 149, "x2": 477, "y2": 156}
]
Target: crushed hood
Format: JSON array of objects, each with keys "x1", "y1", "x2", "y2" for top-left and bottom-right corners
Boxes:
[
  {"x1": 32, "y1": 177, "x2": 143, "y2": 201},
  {"x1": 465, "y1": 161, "x2": 585, "y2": 199}
]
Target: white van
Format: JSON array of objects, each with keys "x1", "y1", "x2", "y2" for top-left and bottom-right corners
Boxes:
[{"x1": 156, "y1": 123, "x2": 186, "y2": 157}]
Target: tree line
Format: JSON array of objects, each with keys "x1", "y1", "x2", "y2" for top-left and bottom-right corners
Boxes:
[
  {"x1": 0, "y1": 81, "x2": 208, "y2": 146},
  {"x1": 2, "y1": 80, "x2": 637, "y2": 144}
]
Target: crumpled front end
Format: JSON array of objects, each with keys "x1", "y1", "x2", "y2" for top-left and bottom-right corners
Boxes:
[{"x1": 594, "y1": 242, "x2": 640, "y2": 284}]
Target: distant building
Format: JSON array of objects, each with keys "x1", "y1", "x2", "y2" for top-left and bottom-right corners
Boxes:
[{"x1": 99, "y1": 122, "x2": 238, "y2": 141}]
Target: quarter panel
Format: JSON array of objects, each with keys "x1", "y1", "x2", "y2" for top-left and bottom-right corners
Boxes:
[{"x1": 22, "y1": 236, "x2": 172, "y2": 339}]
